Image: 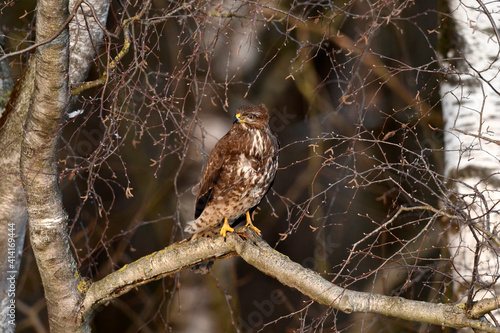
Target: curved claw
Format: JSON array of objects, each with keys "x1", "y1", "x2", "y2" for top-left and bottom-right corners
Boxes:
[
  {"x1": 244, "y1": 211, "x2": 261, "y2": 235},
  {"x1": 220, "y1": 217, "x2": 234, "y2": 239}
]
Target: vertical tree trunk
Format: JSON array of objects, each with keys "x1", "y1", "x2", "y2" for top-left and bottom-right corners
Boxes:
[
  {"x1": 0, "y1": 0, "x2": 108, "y2": 330},
  {"x1": 440, "y1": 0, "x2": 500, "y2": 323},
  {"x1": 18, "y1": 0, "x2": 87, "y2": 331}
]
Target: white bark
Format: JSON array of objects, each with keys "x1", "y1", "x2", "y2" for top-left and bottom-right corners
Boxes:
[
  {"x1": 0, "y1": 0, "x2": 109, "y2": 330},
  {"x1": 0, "y1": 0, "x2": 109, "y2": 331},
  {"x1": 69, "y1": 0, "x2": 109, "y2": 86},
  {"x1": 440, "y1": 0, "x2": 500, "y2": 322},
  {"x1": 20, "y1": 0, "x2": 88, "y2": 330},
  {"x1": 441, "y1": 0, "x2": 500, "y2": 175}
]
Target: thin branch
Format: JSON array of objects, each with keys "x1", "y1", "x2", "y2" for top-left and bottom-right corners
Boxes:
[
  {"x1": 475, "y1": 0, "x2": 500, "y2": 60},
  {"x1": 70, "y1": 0, "x2": 152, "y2": 96},
  {"x1": 451, "y1": 127, "x2": 500, "y2": 146},
  {"x1": 0, "y1": 0, "x2": 83, "y2": 63}
]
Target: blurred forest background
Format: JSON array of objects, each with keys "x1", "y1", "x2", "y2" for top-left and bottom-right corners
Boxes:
[{"x1": 0, "y1": 0, "x2": 476, "y2": 332}]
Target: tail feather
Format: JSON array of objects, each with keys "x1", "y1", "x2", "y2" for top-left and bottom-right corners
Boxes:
[
  {"x1": 184, "y1": 219, "x2": 200, "y2": 234},
  {"x1": 185, "y1": 219, "x2": 216, "y2": 274},
  {"x1": 191, "y1": 261, "x2": 214, "y2": 274},
  {"x1": 185, "y1": 218, "x2": 219, "y2": 237}
]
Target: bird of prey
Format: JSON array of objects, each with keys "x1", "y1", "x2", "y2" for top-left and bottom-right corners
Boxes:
[{"x1": 185, "y1": 104, "x2": 279, "y2": 239}]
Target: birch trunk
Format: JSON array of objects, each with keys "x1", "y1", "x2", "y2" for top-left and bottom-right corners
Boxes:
[
  {"x1": 440, "y1": 0, "x2": 500, "y2": 325},
  {"x1": 0, "y1": 0, "x2": 108, "y2": 331}
]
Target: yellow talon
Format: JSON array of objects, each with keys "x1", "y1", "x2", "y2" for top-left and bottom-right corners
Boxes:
[
  {"x1": 220, "y1": 217, "x2": 234, "y2": 238},
  {"x1": 244, "y1": 211, "x2": 261, "y2": 235}
]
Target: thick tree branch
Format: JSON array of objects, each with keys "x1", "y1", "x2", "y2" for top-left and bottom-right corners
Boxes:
[
  {"x1": 471, "y1": 296, "x2": 500, "y2": 319},
  {"x1": 78, "y1": 230, "x2": 500, "y2": 332},
  {"x1": 77, "y1": 235, "x2": 238, "y2": 323}
]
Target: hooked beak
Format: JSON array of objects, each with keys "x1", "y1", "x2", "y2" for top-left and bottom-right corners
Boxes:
[{"x1": 233, "y1": 113, "x2": 242, "y2": 124}]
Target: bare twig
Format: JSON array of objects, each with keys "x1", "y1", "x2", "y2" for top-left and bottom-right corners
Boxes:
[
  {"x1": 0, "y1": 0, "x2": 83, "y2": 63},
  {"x1": 451, "y1": 127, "x2": 500, "y2": 146},
  {"x1": 71, "y1": 0, "x2": 152, "y2": 95}
]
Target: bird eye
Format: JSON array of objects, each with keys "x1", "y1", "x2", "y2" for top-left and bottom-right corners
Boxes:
[{"x1": 247, "y1": 114, "x2": 255, "y2": 120}]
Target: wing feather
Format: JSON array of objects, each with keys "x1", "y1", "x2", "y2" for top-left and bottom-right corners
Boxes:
[{"x1": 195, "y1": 131, "x2": 232, "y2": 218}]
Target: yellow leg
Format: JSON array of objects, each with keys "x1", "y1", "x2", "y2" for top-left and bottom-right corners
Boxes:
[
  {"x1": 220, "y1": 217, "x2": 234, "y2": 238},
  {"x1": 245, "y1": 211, "x2": 261, "y2": 235}
]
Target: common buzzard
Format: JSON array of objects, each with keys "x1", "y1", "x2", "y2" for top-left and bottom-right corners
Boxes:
[{"x1": 185, "y1": 104, "x2": 279, "y2": 238}]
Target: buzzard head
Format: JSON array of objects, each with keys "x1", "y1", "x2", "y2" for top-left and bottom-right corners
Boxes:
[{"x1": 233, "y1": 104, "x2": 270, "y2": 130}]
